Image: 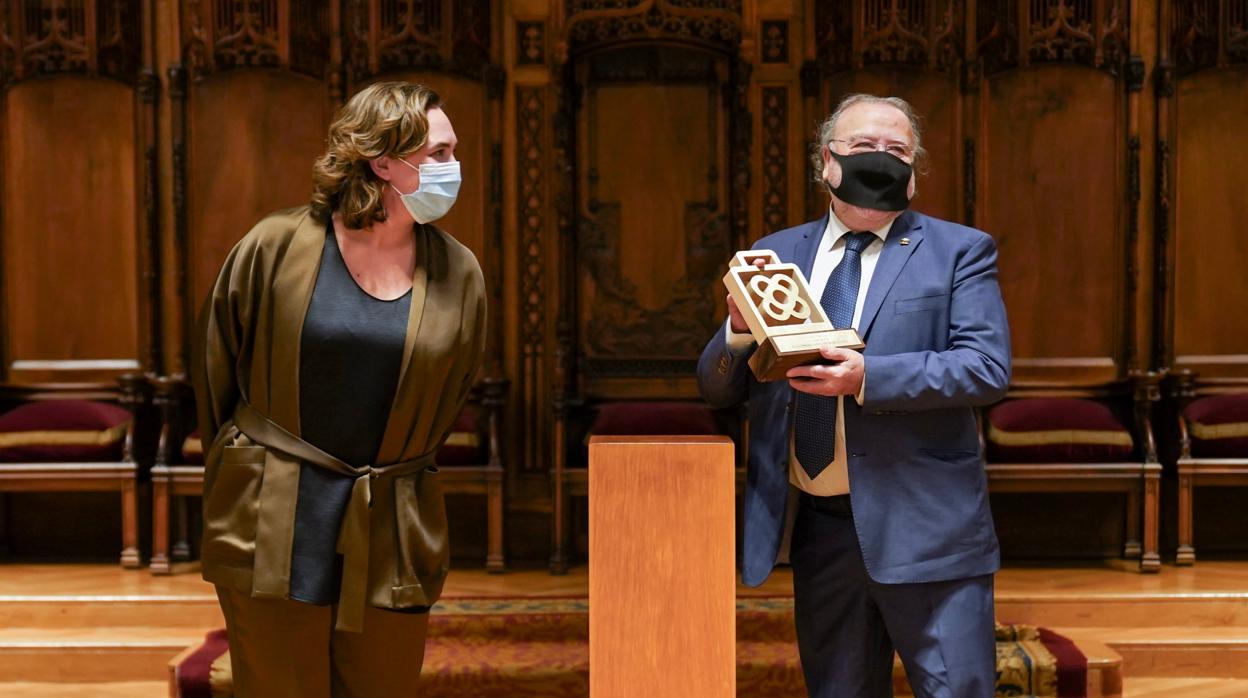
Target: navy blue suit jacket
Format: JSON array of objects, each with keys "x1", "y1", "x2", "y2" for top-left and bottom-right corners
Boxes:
[{"x1": 698, "y1": 210, "x2": 1011, "y2": 587}]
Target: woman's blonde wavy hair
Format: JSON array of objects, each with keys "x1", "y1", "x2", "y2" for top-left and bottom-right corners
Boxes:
[{"x1": 311, "y1": 81, "x2": 442, "y2": 229}]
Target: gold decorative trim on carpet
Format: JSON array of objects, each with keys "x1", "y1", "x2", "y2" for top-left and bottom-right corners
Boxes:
[{"x1": 995, "y1": 623, "x2": 1059, "y2": 698}]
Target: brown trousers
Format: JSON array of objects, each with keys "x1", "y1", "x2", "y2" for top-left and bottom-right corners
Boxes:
[{"x1": 216, "y1": 587, "x2": 430, "y2": 698}]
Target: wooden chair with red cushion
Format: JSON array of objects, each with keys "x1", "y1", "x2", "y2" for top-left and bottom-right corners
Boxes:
[
  {"x1": 550, "y1": 399, "x2": 742, "y2": 574},
  {"x1": 982, "y1": 372, "x2": 1163, "y2": 573},
  {"x1": 150, "y1": 376, "x2": 201, "y2": 574},
  {"x1": 150, "y1": 375, "x2": 509, "y2": 574},
  {"x1": 0, "y1": 376, "x2": 152, "y2": 567},
  {"x1": 1171, "y1": 370, "x2": 1248, "y2": 565}
]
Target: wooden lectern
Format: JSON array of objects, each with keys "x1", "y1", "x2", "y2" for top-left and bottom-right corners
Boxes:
[{"x1": 588, "y1": 436, "x2": 736, "y2": 697}]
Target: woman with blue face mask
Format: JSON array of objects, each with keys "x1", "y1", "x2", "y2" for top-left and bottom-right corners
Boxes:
[{"x1": 192, "y1": 81, "x2": 485, "y2": 697}]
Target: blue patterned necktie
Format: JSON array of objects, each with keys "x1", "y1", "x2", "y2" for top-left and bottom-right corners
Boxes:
[{"x1": 794, "y1": 231, "x2": 876, "y2": 481}]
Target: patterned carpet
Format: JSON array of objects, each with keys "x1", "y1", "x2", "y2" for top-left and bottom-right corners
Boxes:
[{"x1": 176, "y1": 597, "x2": 1084, "y2": 697}]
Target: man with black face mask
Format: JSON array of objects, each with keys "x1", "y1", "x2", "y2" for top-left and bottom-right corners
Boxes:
[{"x1": 698, "y1": 94, "x2": 1011, "y2": 697}]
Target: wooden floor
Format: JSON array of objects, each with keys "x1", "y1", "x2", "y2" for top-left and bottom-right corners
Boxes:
[{"x1": 2, "y1": 560, "x2": 1248, "y2": 696}]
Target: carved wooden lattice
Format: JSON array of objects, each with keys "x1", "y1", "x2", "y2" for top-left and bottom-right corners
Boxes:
[
  {"x1": 518, "y1": 86, "x2": 546, "y2": 364},
  {"x1": 818, "y1": 0, "x2": 961, "y2": 73},
  {"x1": 181, "y1": 0, "x2": 325, "y2": 79},
  {"x1": 1173, "y1": 0, "x2": 1248, "y2": 74},
  {"x1": 0, "y1": 0, "x2": 140, "y2": 85},
  {"x1": 976, "y1": 0, "x2": 1127, "y2": 74},
  {"x1": 814, "y1": 0, "x2": 1128, "y2": 77},
  {"x1": 761, "y1": 86, "x2": 787, "y2": 234},
  {"x1": 344, "y1": 0, "x2": 492, "y2": 80},
  {"x1": 179, "y1": 0, "x2": 492, "y2": 82},
  {"x1": 564, "y1": 0, "x2": 742, "y2": 55}
]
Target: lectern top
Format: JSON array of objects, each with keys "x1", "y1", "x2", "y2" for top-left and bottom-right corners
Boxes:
[{"x1": 588, "y1": 435, "x2": 734, "y2": 446}]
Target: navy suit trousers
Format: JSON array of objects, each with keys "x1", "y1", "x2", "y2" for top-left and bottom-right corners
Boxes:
[{"x1": 791, "y1": 495, "x2": 996, "y2": 698}]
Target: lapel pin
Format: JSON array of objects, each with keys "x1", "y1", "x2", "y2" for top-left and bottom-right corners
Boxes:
[{"x1": 900, "y1": 238, "x2": 911, "y2": 246}]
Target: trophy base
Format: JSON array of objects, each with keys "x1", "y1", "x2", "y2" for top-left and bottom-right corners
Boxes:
[{"x1": 748, "y1": 329, "x2": 865, "y2": 382}]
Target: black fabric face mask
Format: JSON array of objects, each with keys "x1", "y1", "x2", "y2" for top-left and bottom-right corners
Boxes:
[{"x1": 826, "y1": 150, "x2": 913, "y2": 212}]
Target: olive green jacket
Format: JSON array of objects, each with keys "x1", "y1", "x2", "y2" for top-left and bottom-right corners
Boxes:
[{"x1": 192, "y1": 205, "x2": 486, "y2": 632}]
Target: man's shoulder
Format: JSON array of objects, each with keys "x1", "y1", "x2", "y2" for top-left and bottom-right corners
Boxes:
[
  {"x1": 752, "y1": 217, "x2": 824, "y2": 252},
  {"x1": 911, "y1": 211, "x2": 994, "y2": 249}
]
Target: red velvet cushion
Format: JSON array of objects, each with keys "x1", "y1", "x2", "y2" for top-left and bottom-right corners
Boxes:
[
  {"x1": 590, "y1": 402, "x2": 719, "y2": 437},
  {"x1": 182, "y1": 429, "x2": 204, "y2": 465},
  {"x1": 0, "y1": 400, "x2": 131, "y2": 463},
  {"x1": 1185, "y1": 393, "x2": 1248, "y2": 458},
  {"x1": 437, "y1": 408, "x2": 484, "y2": 466},
  {"x1": 986, "y1": 398, "x2": 1134, "y2": 463}
]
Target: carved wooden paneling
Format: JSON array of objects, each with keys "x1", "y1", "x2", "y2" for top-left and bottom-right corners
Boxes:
[
  {"x1": 343, "y1": 0, "x2": 492, "y2": 81},
  {"x1": 976, "y1": 0, "x2": 1128, "y2": 75},
  {"x1": 760, "y1": 20, "x2": 788, "y2": 64},
  {"x1": 818, "y1": 0, "x2": 962, "y2": 73},
  {"x1": 1172, "y1": 0, "x2": 1248, "y2": 75},
  {"x1": 2, "y1": 78, "x2": 140, "y2": 382},
  {"x1": 186, "y1": 72, "x2": 329, "y2": 314},
  {"x1": 0, "y1": 0, "x2": 148, "y2": 384},
  {"x1": 516, "y1": 20, "x2": 545, "y2": 66},
  {"x1": 1170, "y1": 68, "x2": 1248, "y2": 377},
  {"x1": 0, "y1": 0, "x2": 141, "y2": 85},
  {"x1": 564, "y1": 0, "x2": 742, "y2": 55},
  {"x1": 760, "y1": 86, "x2": 787, "y2": 233},
  {"x1": 517, "y1": 84, "x2": 547, "y2": 471},
  {"x1": 982, "y1": 70, "x2": 1123, "y2": 384},
  {"x1": 181, "y1": 0, "x2": 327, "y2": 79},
  {"x1": 573, "y1": 46, "x2": 731, "y2": 376}
]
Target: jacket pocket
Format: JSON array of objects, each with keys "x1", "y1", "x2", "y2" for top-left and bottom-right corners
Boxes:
[
  {"x1": 201, "y1": 445, "x2": 265, "y2": 569},
  {"x1": 919, "y1": 447, "x2": 981, "y2": 463},
  {"x1": 392, "y1": 466, "x2": 449, "y2": 606},
  {"x1": 895, "y1": 293, "x2": 949, "y2": 315}
]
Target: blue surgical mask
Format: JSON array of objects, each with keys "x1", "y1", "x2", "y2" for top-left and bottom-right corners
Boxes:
[{"x1": 393, "y1": 159, "x2": 461, "y2": 224}]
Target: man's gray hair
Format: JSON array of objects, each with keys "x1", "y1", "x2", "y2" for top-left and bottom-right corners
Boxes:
[{"x1": 810, "y1": 94, "x2": 927, "y2": 181}]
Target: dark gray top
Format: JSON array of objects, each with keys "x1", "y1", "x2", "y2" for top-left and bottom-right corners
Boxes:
[{"x1": 290, "y1": 223, "x2": 411, "y2": 605}]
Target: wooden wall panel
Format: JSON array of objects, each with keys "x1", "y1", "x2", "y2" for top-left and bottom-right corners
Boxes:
[
  {"x1": 581, "y1": 83, "x2": 718, "y2": 332},
  {"x1": 2, "y1": 78, "x2": 139, "y2": 383},
  {"x1": 1172, "y1": 68, "x2": 1248, "y2": 376},
  {"x1": 187, "y1": 73, "x2": 328, "y2": 310},
  {"x1": 982, "y1": 67, "x2": 1124, "y2": 384},
  {"x1": 824, "y1": 69, "x2": 960, "y2": 223},
  {"x1": 571, "y1": 47, "x2": 735, "y2": 378}
]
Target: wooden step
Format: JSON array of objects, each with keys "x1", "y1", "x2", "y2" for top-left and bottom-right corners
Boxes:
[
  {"x1": 996, "y1": 592, "x2": 1248, "y2": 628},
  {"x1": 1076, "y1": 638, "x2": 1125, "y2": 698},
  {"x1": 0, "y1": 681, "x2": 167, "y2": 697},
  {"x1": 0, "y1": 627, "x2": 204, "y2": 682},
  {"x1": 0, "y1": 594, "x2": 222, "y2": 629},
  {"x1": 1062, "y1": 627, "x2": 1248, "y2": 679},
  {"x1": 1121, "y1": 677, "x2": 1248, "y2": 697}
]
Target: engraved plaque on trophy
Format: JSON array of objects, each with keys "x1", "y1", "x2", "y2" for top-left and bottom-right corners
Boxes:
[{"x1": 722, "y1": 250, "x2": 865, "y2": 382}]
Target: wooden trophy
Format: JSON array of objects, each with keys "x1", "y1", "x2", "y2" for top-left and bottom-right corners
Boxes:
[{"x1": 723, "y1": 250, "x2": 865, "y2": 382}]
